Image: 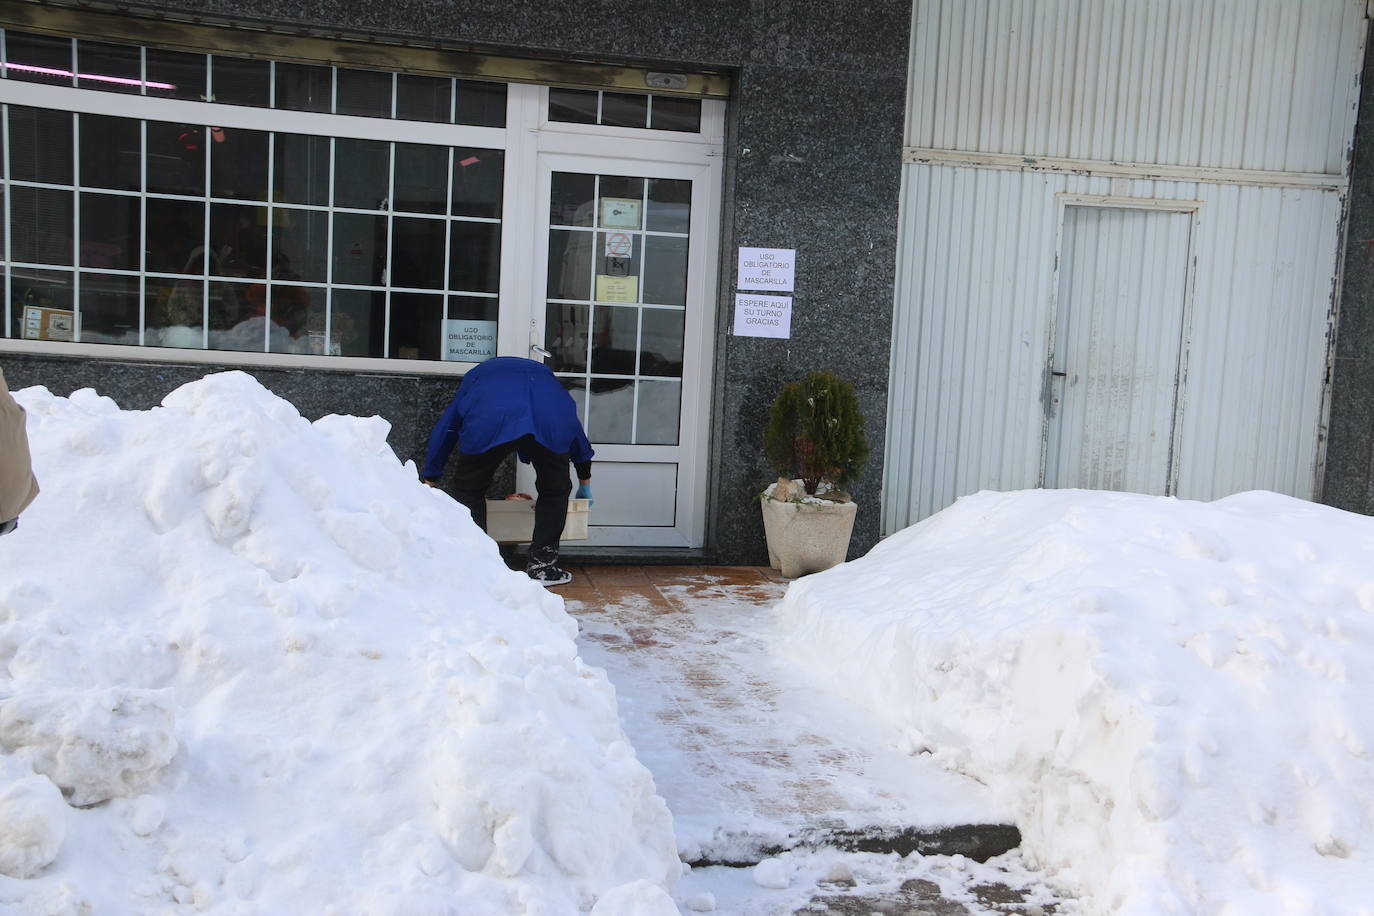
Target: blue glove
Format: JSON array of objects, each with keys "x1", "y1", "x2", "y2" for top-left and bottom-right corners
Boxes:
[{"x1": 575, "y1": 482, "x2": 593, "y2": 506}]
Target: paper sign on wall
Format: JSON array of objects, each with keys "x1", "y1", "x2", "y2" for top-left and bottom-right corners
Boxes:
[
  {"x1": 445, "y1": 319, "x2": 497, "y2": 361},
  {"x1": 738, "y1": 247, "x2": 796, "y2": 292},
  {"x1": 733, "y1": 294, "x2": 792, "y2": 339}
]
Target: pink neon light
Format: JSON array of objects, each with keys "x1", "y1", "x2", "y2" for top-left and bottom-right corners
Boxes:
[{"x1": 2, "y1": 62, "x2": 175, "y2": 90}]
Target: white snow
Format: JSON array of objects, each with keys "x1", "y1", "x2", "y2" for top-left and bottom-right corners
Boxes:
[
  {"x1": 0, "y1": 371, "x2": 677, "y2": 914},
  {"x1": 749, "y1": 857, "x2": 790, "y2": 889},
  {"x1": 777, "y1": 488, "x2": 1374, "y2": 914}
]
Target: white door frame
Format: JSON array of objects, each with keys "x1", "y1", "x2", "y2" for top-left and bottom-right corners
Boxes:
[{"x1": 509, "y1": 85, "x2": 723, "y2": 548}]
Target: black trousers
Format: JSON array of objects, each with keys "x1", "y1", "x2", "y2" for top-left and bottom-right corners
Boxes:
[{"x1": 451, "y1": 434, "x2": 572, "y2": 557}]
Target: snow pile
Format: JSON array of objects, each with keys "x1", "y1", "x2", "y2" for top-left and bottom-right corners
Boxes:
[
  {"x1": 0, "y1": 371, "x2": 677, "y2": 914},
  {"x1": 777, "y1": 489, "x2": 1374, "y2": 914}
]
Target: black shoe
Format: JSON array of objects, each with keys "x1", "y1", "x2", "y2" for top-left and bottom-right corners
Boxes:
[
  {"x1": 528, "y1": 564, "x2": 573, "y2": 587},
  {"x1": 526, "y1": 546, "x2": 572, "y2": 587}
]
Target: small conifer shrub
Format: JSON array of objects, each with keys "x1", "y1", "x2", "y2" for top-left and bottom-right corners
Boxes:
[{"x1": 763, "y1": 371, "x2": 869, "y2": 498}]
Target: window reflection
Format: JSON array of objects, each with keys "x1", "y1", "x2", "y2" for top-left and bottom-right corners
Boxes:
[
  {"x1": 389, "y1": 292, "x2": 443, "y2": 360},
  {"x1": 454, "y1": 80, "x2": 506, "y2": 128},
  {"x1": 2, "y1": 105, "x2": 504, "y2": 363},
  {"x1": 207, "y1": 280, "x2": 255, "y2": 349},
  {"x1": 146, "y1": 49, "x2": 206, "y2": 102},
  {"x1": 392, "y1": 218, "x2": 446, "y2": 290},
  {"x1": 587, "y1": 381, "x2": 634, "y2": 444},
  {"x1": 637, "y1": 380, "x2": 681, "y2": 444},
  {"x1": 208, "y1": 204, "x2": 267, "y2": 279},
  {"x1": 276, "y1": 63, "x2": 332, "y2": 113},
  {"x1": 449, "y1": 221, "x2": 500, "y2": 293},
  {"x1": 79, "y1": 115, "x2": 140, "y2": 191},
  {"x1": 270, "y1": 208, "x2": 328, "y2": 284},
  {"x1": 146, "y1": 277, "x2": 203, "y2": 347},
  {"x1": 334, "y1": 138, "x2": 390, "y2": 210},
  {"x1": 9, "y1": 107, "x2": 73, "y2": 185},
  {"x1": 394, "y1": 144, "x2": 448, "y2": 215},
  {"x1": 640, "y1": 309, "x2": 685, "y2": 377},
  {"x1": 336, "y1": 68, "x2": 392, "y2": 118},
  {"x1": 332, "y1": 213, "x2": 387, "y2": 286},
  {"x1": 79, "y1": 194, "x2": 139, "y2": 272},
  {"x1": 590, "y1": 305, "x2": 638, "y2": 376},
  {"x1": 546, "y1": 302, "x2": 589, "y2": 372},
  {"x1": 146, "y1": 199, "x2": 205, "y2": 274},
  {"x1": 273, "y1": 133, "x2": 330, "y2": 206},
  {"x1": 79, "y1": 273, "x2": 140, "y2": 344},
  {"x1": 211, "y1": 56, "x2": 270, "y2": 107},
  {"x1": 266, "y1": 286, "x2": 328, "y2": 354},
  {"x1": 77, "y1": 41, "x2": 140, "y2": 94},
  {"x1": 5, "y1": 33, "x2": 72, "y2": 87},
  {"x1": 11, "y1": 187, "x2": 74, "y2": 266},
  {"x1": 397, "y1": 74, "x2": 450, "y2": 123},
  {"x1": 210, "y1": 128, "x2": 269, "y2": 200},
  {"x1": 146, "y1": 121, "x2": 206, "y2": 195},
  {"x1": 331, "y1": 289, "x2": 385, "y2": 357}
]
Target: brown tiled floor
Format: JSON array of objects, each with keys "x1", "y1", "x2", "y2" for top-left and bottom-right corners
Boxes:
[{"x1": 560, "y1": 564, "x2": 787, "y2": 610}]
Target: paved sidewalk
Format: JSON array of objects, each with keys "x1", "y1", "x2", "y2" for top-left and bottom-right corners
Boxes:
[
  {"x1": 558, "y1": 565, "x2": 1013, "y2": 863},
  {"x1": 558, "y1": 565, "x2": 1072, "y2": 913}
]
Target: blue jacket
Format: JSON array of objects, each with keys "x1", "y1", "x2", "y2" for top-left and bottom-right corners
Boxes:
[{"x1": 423, "y1": 357, "x2": 594, "y2": 478}]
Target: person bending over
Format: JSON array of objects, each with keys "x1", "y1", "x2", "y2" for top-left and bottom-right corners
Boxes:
[{"x1": 422, "y1": 356, "x2": 593, "y2": 587}]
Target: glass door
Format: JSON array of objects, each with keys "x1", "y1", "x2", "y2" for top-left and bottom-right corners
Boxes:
[{"x1": 518, "y1": 152, "x2": 718, "y2": 548}]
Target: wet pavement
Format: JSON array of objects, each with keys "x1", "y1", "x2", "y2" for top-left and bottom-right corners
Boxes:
[{"x1": 555, "y1": 565, "x2": 1076, "y2": 913}]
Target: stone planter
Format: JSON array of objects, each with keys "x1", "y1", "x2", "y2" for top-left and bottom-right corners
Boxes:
[{"x1": 760, "y1": 496, "x2": 858, "y2": 578}]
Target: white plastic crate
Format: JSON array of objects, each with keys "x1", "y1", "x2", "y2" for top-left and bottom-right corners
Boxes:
[{"x1": 485, "y1": 498, "x2": 591, "y2": 544}]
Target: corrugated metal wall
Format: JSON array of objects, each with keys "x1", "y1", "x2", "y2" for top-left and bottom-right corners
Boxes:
[
  {"x1": 907, "y1": 0, "x2": 1365, "y2": 174},
  {"x1": 886, "y1": 167, "x2": 1345, "y2": 528},
  {"x1": 884, "y1": 0, "x2": 1365, "y2": 533}
]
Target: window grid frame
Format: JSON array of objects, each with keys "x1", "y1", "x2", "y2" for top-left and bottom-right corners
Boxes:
[{"x1": 1, "y1": 104, "x2": 505, "y2": 360}]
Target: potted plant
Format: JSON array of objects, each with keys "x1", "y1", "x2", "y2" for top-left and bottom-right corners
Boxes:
[{"x1": 760, "y1": 370, "x2": 869, "y2": 578}]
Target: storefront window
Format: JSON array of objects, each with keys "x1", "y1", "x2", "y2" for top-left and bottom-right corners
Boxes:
[
  {"x1": 0, "y1": 30, "x2": 507, "y2": 128},
  {"x1": 548, "y1": 88, "x2": 701, "y2": 133},
  {"x1": 2, "y1": 105, "x2": 504, "y2": 361}
]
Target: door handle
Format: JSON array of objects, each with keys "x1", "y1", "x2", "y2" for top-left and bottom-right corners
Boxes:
[
  {"x1": 1045, "y1": 366, "x2": 1067, "y2": 419},
  {"x1": 530, "y1": 344, "x2": 552, "y2": 361}
]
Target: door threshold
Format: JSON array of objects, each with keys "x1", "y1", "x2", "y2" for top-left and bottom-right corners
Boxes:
[{"x1": 500, "y1": 544, "x2": 720, "y2": 566}]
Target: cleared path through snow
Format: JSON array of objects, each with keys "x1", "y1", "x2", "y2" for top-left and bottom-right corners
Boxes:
[{"x1": 558, "y1": 565, "x2": 1013, "y2": 865}]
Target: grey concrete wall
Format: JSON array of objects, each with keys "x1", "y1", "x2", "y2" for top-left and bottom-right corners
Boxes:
[
  {"x1": 10, "y1": 0, "x2": 912, "y2": 563},
  {"x1": 1326, "y1": 38, "x2": 1374, "y2": 517}
]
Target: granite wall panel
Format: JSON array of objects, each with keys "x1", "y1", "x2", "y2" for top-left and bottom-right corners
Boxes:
[
  {"x1": 1327, "y1": 37, "x2": 1374, "y2": 516},
  {"x1": 0, "y1": 353, "x2": 518, "y2": 497},
  {"x1": 9, "y1": 0, "x2": 913, "y2": 562}
]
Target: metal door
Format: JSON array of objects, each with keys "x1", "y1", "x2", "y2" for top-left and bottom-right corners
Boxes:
[{"x1": 1044, "y1": 203, "x2": 1194, "y2": 494}]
